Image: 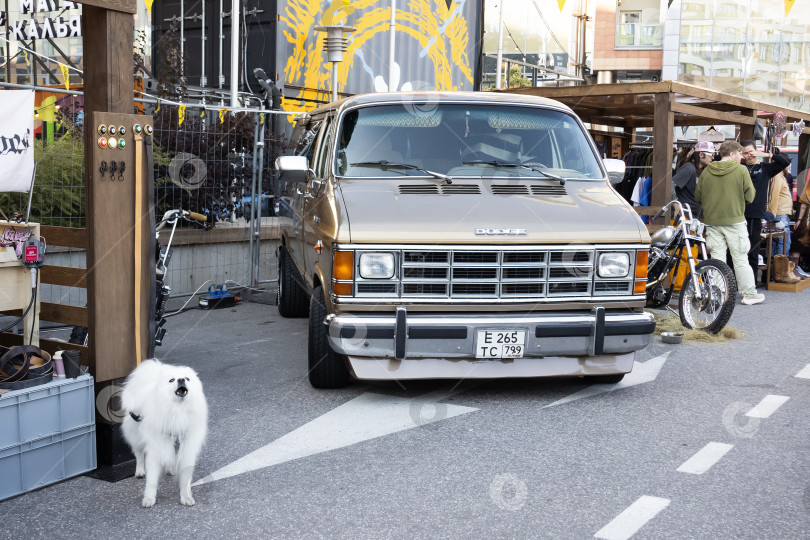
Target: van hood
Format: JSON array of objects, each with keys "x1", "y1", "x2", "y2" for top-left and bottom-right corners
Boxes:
[{"x1": 337, "y1": 179, "x2": 648, "y2": 244}]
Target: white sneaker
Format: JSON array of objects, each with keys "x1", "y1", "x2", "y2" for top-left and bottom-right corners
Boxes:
[{"x1": 741, "y1": 292, "x2": 765, "y2": 305}]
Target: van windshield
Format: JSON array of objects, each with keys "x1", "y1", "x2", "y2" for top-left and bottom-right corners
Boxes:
[{"x1": 335, "y1": 103, "x2": 604, "y2": 180}]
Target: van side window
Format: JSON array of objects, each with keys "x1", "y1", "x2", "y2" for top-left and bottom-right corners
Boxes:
[
  {"x1": 293, "y1": 118, "x2": 324, "y2": 165},
  {"x1": 313, "y1": 116, "x2": 335, "y2": 178}
]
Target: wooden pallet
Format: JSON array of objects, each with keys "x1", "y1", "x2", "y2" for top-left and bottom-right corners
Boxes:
[{"x1": 768, "y1": 278, "x2": 810, "y2": 293}]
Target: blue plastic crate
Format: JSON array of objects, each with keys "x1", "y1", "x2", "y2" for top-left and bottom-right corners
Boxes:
[
  {"x1": 0, "y1": 374, "x2": 97, "y2": 501},
  {"x1": 0, "y1": 374, "x2": 95, "y2": 449},
  {"x1": 0, "y1": 423, "x2": 97, "y2": 501}
]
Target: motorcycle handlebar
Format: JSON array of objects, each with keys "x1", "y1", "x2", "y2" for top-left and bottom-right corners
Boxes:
[{"x1": 186, "y1": 211, "x2": 207, "y2": 223}]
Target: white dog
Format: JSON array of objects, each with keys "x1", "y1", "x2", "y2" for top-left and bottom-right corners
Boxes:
[{"x1": 121, "y1": 359, "x2": 208, "y2": 507}]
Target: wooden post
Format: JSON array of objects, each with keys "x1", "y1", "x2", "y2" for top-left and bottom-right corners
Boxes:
[
  {"x1": 651, "y1": 92, "x2": 674, "y2": 221},
  {"x1": 82, "y1": 3, "x2": 136, "y2": 382},
  {"x1": 739, "y1": 108, "x2": 757, "y2": 143},
  {"x1": 80, "y1": 0, "x2": 142, "y2": 480}
]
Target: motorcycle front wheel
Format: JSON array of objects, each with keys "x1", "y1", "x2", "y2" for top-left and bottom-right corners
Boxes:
[{"x1": 678, "y1": 259, "x2": 737, "y2": 334}]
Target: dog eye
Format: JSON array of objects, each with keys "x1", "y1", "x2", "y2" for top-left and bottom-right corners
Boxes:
[{"x1": 169, "y1": 378, "x2": 175, "y2": 383}]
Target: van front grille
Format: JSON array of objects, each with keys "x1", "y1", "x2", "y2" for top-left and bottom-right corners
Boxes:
[{"x1": 351, "y1": 247, "x2": 638, "y2": 300}]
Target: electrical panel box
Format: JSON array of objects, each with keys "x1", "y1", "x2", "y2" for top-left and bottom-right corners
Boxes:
[{"x1": 90, "y1": 113, "x2": 153, "y2": 186}]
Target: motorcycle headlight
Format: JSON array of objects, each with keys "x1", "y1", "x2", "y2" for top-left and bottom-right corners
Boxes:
[
  {"x1": 688, "y1": 219, "x2": 704, "y2": 237},
  {"x1": 598, "y1": 253, "x2": 630, "y2": 278},
  {"x1": 359, "y1": 252, "x2": 395, "y2": 279}
]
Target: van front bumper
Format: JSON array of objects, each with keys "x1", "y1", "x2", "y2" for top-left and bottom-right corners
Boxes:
[{"x1": 326, "y1": 308, "x2": 655, "y2": 380}]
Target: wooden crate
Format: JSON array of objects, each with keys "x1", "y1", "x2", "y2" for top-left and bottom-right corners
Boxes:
[{"x1": 0, "y1": 221, "x2": 40, "y2": 345}]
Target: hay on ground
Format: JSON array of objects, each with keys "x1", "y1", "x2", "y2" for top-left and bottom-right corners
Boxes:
[{"x1": 646, "y1": 309, "x2": 744, "y2": 343}]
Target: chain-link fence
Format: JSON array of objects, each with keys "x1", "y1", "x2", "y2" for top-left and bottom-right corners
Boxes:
[{"x1": 0, "y1": 87, "x2": 285, "y2": 308}]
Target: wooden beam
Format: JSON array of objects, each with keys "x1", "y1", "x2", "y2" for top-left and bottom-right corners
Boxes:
[
  {"x1": 503, "y1": 81, "x2": 673, "y2": 99},
  {"x1": 40, "y1": 265, "x2": 87, "y2": 288},
  {"x1": 39, "y1": 302, "x2": 87, "y2": 327},
  {"x1": 651, "y1": 93, "x2": 674, "y2": 222},
  {"x1": 0, "y1": 333, "x2": 87, "y2": 359},
  {"x1": 670, "y1": 102, "x2": 757, "y2": 125},
  {"x1": 82, "y1": 6, "x2": 137, "y2": 383},
  {"x1": 40, "y1": 226, "x2": 86, "y2": 249},
  {"x1": 77, "y1": 0, "x2": 136, "y2": 13}
]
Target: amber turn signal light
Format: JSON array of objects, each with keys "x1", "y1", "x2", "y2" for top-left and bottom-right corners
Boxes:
[
  {"x1": 634, "y1": 250, "x2": 649, "y2": 294},
  {"x1": 333, "y1": 282, "x2": 353, "y2": 296},
  {"x1": 333, "y1": 251, "x2": 354, "y2": 281}
]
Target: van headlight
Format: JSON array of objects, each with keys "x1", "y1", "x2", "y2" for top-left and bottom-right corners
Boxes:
[
  {"x1": 359, "y1": 252, "x2": 395, "y2": 279},
  {"x1": 598, "y1": 253, "x2": 630, "y2": 277}
]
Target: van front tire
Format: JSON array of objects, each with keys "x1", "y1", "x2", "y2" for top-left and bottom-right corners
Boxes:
[
  {"x1": 277, "y1": 246, "x2": 309, "y2": 318},
  {"x1": 308, "y1": 286, "x2": 350, "y2": 389}
]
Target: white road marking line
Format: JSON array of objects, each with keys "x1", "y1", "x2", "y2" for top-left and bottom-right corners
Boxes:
[
  {"x1": 193, "y1": 390, "x2": 478, "y2": 486},
  {"x1": 794, "y1": 364, "x2": 810, "y2": 379},
  {"x1": 594, "y1": 495, "x2": 670, "y2": 540},
  {"x1": 676, "y1": 442, "x2": 734, "y2": 475},
  {"x1": 543, "y1": 353, "x2": 670, "y2": 409},
  {"x1": 745, "y1": 395, "x2": 790, "y2": 419}
]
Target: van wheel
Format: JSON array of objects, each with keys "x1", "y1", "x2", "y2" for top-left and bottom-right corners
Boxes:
[
  {"x1": 308, "y1": 286, "x2": 350, "y2": 389},
  {"x1": 277, "y1": 246, "x2": 309, "y2": 318}
]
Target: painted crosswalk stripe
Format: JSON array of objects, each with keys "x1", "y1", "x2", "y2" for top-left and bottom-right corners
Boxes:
[
  {"x1": 795, "y1": 365, "x2": 810, "y2": 379},
  {"x1": 677, "y1": 442, "x2": 734, "y2": 475},
  {"x1": 745, "y1": 395, "x2": 790, "y2": 419},
  {"x1": 594, "y1": 496, "x2": 670, "y2": 540}
]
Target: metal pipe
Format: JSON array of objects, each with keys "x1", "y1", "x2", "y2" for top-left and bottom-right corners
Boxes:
[
  {"x1": 248, "y1": 114, "x2": 259, "y2": 287},
  {"x1": 180, "y1": 0, "x2": 185, "y2": 77},
  {"x1": 230, "y1": 0, "x2": 240, "y2": 107},
  {"x1": 495, "y1": 2, "x2": 504, "y2": 89},
  {"x1": 201, "y1": 0, "x2": 207, "y2": 87},
  {"x1": 254, "y1": 123, "x2": 265, "y2": 288},
  {"x1": 219, "y1": 0, "x2": 225, "y2": 90},
  {"x1": 388, "y1": 0, "x2": 395, "y2": 92}
]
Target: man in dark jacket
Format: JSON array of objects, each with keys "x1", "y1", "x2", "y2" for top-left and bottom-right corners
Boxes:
[{"x1": 740, "y1": 141, "x2": 791, "y2": 284}]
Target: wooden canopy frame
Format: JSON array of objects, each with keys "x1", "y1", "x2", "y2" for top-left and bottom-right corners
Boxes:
[{"x1": 504, "y1": 81, "x2": 810, "y2": 217}]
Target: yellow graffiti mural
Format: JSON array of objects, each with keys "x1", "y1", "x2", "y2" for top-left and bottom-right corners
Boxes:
[{"x1": 280, "y1": 0, "x2": 474, "y2": 121}]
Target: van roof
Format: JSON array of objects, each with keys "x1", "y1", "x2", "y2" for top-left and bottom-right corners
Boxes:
[{"x1": 297, "y1": 91, "x2": 574, "y2": 120}]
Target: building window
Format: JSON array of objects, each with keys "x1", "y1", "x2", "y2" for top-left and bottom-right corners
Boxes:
[{"x1": 615, "y1": 8, "x2": 662, "y2": 49}]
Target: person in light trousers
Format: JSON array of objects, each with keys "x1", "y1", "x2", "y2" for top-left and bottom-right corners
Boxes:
[{"x1": 695, "y1": 140, "x2": 763, "y2": 305}]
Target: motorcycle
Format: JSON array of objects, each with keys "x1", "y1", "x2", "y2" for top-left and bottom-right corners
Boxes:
[
  {"x1": 645, "y1": 201, "x2": 737, "y2": 334},
  {"x1": 69, "y1": 209, "x2": 208, "y2": 349}
]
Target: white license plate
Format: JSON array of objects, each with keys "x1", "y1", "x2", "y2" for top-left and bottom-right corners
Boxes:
[{"x1": 475, "y1": 330, "x2": 526, "y2": 359}]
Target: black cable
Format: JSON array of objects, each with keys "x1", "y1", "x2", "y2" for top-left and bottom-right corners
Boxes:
[
  {"x1": 28, "y1": 279, "x2": 37, "y2": 345},
  {"x1": 0, "y1": 283, "x2": 37, "y2": 334}
]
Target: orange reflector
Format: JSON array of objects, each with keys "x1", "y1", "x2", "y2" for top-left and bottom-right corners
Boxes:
[
  {"x1": 333, "y1": 251, "x2": 354, "y2": 280},
  {"x1": 634, "y1": 280, "x2": 647, "y2": 294},
  {"x1": 333, "y1": 282, "x2": 353, "y2": 296},
  {"x1": 635, "y1": 250, "x2": 649, "y2": 279}
]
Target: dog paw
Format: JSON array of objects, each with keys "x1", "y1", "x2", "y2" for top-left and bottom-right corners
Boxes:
[
  {"x1": 141, "y1": 496, "x2": 156, "y2": 508},
  {"x1": 135, "y1": 469, "x2": 145, "y2": 479},
  {"x1": 180, "y1": 495, "x2": 196, "y2": 507}
]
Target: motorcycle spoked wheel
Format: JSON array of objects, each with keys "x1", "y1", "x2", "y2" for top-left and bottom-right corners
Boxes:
[{"x1": 678, "y1": 259, "x2": 737, "y2": 334}]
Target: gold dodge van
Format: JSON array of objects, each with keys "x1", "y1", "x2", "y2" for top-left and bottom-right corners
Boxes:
[{"x1": 275, "y1": 92, "x2": 654, "y2": 388}]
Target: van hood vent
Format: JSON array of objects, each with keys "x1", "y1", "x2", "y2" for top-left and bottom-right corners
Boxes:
[
  {"x1": 398, "y1": 184, "x2": 481, "y2": 195},
  {"x1": 491, "y1": 184, "x2": 567, "y2": 196}
]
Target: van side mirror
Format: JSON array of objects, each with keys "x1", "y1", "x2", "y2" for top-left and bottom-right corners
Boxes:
[
  {"x1": 275, "y1": 155, "x2": 311, "y2": 183},
  {"x1": 603, "y1": 158, "x2": 626, "y2": 185}
]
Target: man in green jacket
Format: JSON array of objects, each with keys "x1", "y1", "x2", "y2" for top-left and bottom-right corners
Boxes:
[{"x1": 695, "y1": 140, "x2": 763, "y2": 305}]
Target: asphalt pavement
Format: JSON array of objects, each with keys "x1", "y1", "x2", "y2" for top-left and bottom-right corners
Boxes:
[{"x1": 2, "y1": 285, "x2": 810, "y2": 539}]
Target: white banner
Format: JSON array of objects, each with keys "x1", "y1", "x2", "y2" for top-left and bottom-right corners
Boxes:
[{"x1": 0, "y1": 90, "x2": 35, "y2": 192}]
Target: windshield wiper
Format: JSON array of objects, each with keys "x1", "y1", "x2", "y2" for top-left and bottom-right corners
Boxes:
[
  {"x1": 350, "y1": 161, "x2": 453, "y2": 184},
  {"x1": 462, "y1": 160, "x2": 566, "y2": 186}
]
